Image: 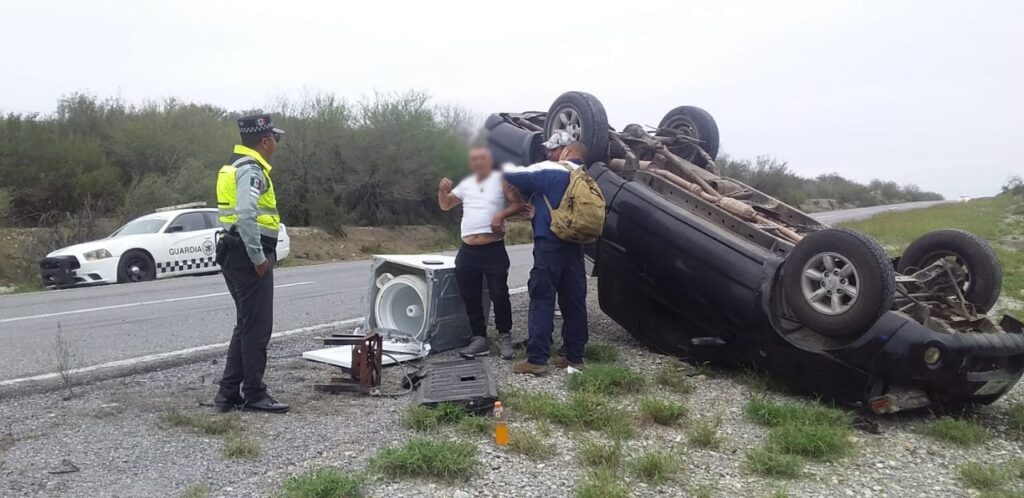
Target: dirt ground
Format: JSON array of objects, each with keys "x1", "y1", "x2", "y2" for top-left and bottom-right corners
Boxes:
[
  {"x1": 3, "y1": 282, "x2": 1024, "y2": 498},
  {"x1": 284, "y1": 225, "x2": 458, "y2": 263}
]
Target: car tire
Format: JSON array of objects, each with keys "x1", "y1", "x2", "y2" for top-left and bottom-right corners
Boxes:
[
  {"x1": 544, "y1": 91, "x2": 609, "y2": 164},
  {"x1": 782, "y1": 228, "x2": 895, "y2": 337},
  {"x1": 897, "y1": 229, "x2": 1002, "y2": 312},
  {"x1": 657, "y1": 106, "x2": 720, "y2": 168},
  {"x1": 117, "y1": 250, "x2": 156, "y2": 284}
]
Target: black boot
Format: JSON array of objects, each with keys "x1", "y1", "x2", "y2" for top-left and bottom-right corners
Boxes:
[
  {"x1": 213, "y1": 394, "x2": 244, "y2": 413},
  {"x1": 243, "y1": 396, "x2": 290, "y2": 413}
]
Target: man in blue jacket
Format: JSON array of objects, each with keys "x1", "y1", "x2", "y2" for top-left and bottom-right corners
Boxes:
[{"x1": 502, "y1": 141, "x2": 590, "y2": 375}]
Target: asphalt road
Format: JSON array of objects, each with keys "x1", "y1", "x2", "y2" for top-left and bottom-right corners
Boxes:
[{"x1": 0, "y1": 201, "x2": 946, "y2": 383}]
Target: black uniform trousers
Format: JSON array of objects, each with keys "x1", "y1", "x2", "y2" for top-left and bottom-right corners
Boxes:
[
  {"x1": 454, "y1": 240, "x2": 513, "y2": 338},
  {"x1": 217, "y1": 233, "x2": 276, "y2": 401}
]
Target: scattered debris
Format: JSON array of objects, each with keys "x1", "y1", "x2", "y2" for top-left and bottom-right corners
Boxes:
[{"x1": 47, "y1": 458, "x2": 80, "y2": 474}]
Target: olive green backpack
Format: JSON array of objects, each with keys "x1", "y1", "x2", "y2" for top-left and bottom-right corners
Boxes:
[{"x1": 542, "y1": 162, "x2": 606, "y2": 244}]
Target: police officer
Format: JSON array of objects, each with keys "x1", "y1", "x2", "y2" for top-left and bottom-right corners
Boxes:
[{"x1": 212, "y1": 114, "x2": 289, "y2": 413}]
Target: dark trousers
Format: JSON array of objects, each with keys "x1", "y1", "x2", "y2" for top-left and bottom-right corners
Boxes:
[
  {"x1": 217, "y1": 237, "x2": 275, "y2": 401},
  {"x1": 527, "y1": 237, "x2": 588, "y2": 365},
  {"x1": 454, "y1": 240, "x2": 512, "y2": 338}
]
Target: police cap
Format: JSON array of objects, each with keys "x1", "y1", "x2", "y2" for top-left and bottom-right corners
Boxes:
[{"x1": 238, "y1": 114, "x2": 285, "y2": 137}]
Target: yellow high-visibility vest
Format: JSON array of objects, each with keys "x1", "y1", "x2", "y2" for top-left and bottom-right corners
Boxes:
[{"x1": 216, "y1": 144, "x2": 279, "y2": 235}]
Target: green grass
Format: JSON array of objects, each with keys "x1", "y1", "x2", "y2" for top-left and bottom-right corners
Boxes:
[
  {"x1": 921, "y1": 417, "x2": 990, "y2": 447},
  {"x1": 507, "y1": 430, "x2": 557, "y2": 459},
  {"x1": 370, "y1": 437, "x2": 478, "y2": 482},
  {"x1": 502, "y1": 389, "x2": 634, "y2": 439},
  {"x1": 1007, "y1": 403, "x2": 1024, "y2": 433},
  {"x1": 457, "y1": 415, "x2": 493, "y2": 436},
  {"x1": 769, "y1": 488, "x2": 791, "y2": 498},
  {"x1": 574, "y1": 469, "x2": 630, "y2": 498},
  {"x1": 654, "y1": 364, "x2": 694, "y2": 394},
  {"x1": 179, "y1": 483, "x2": 209, "y2": 498},
  {"x1": 744, "y1": 398, "x2": 850, "y2": 428},
  {"x1": 222, "y1": 435, "x2": 261, "y2": 460},
  {"x1": 958, "y1": 462, "x2": 1013, "y2": 490},
  {"x1": 161, "y1": 411, "x2": 243, "y2": 436},
  {"x1": 688, "y1": 415, "x2": 723, "y2": 448},
  {"x1": 584, "y1": 343, "x2": 620, "y2": 363},
  {"x1": 842, "y1": 195, "x2": 1024, "y2": 310},
  {"x1": 577, "y1": 441, "x2": 623, "y2": 469},
  {"x1": 735, "y1": 369, "x2": 793, "y2": 394},
  {"x1": 639, "y1": 398, "x2": 687, "y2": 425},
  {"x1": 745, "y1": 448, "x2": 803, "y2": 478},
  {"x1": 765, "y1": 423, "x2": 851, "y2": 461},
  {"x1": 278, "y1": 468, "x2": 364, "y2": 498},
  {"x1": 505, "y1": 430, "x2": 557, "y2": 461},
  {"x1": 566, "y1": 364, "x2": 645, "y2": 395},
  {"x1": 628, "y1": 451, "x2": 678, "y2": 484},
  {"x1": 402, "y1": 403, "x2": 467, "y2": 432},
  {"x1": 690, "y1": 485, "x2": 714, "y2": 498}
]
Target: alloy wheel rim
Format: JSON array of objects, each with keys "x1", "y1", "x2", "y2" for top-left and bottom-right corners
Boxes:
[{"x1": 800, "y1": 251, "x2": 861, "y2": 315}]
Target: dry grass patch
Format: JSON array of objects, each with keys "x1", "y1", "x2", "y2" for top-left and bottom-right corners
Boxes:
[
  {"x1": 222, "y1": 435, "x2": 261, "y2": 460},
  {"x1": 161, "y1": 411, "x2": 243, "y2": 436},
  {"x1": 688, "y1": 415, "x2": 723, "y2": 449}
]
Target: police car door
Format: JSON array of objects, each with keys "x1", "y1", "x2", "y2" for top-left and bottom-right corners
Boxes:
[{"x1": 160, "y1": 211, "x2": 219, "y2": 277}]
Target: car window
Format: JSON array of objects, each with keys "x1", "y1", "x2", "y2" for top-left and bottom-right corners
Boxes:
[
  {"x1": 203, "y1": 212, "x2": 220, "y2": 228},
  {"x1": 167, "y1": 212, "x2": 208, "y2": 233},
  {"x1": 111, "y1": 218, "x2": 168, "y2": 237}
]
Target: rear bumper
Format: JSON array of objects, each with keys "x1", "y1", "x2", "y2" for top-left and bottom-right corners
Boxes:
[{"x1": 40, "y1": 256, "x2": 118, "y2": 287}]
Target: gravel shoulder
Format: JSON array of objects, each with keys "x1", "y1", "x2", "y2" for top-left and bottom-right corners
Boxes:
[{"x1": 2, "y1": 281, "x2": 1024, "y2": 497}]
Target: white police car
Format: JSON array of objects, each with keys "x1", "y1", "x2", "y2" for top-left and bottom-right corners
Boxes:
[{"x1": 39, "y1": 203, "x2": 291, "y2": 288}]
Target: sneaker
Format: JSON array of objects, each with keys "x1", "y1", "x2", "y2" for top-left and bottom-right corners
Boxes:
[
  {"x1": 512, "y1": 361, "x2": 548, "y2": 376},
  {"x1": 497, "y1": 334, "x2": 514, "y2": 360},
  {"x1": 460, "y1": 336, "x2": 490, "y2": 359}
]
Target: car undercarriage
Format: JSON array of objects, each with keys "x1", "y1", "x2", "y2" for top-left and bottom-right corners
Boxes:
[{"x1": 487, "y1": 91, "x2": 1024, "y2": 413}]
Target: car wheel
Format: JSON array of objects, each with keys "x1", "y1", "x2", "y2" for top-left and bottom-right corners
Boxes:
[
  {"x1": 657, "y1": 106, "x2": 720, "y2": 168},
  {"x1": 544, "y1": 91, "x2": 609, "y2": 164},
  {"x1": 782, "y1": 228, "x2": 895, "y2": 337},
  {"x1": 897, "y1": 229, "x2": 1002, "y2": 312},
  {"x1": 117, "y1": 250, "x2": 156, "y2": 283}
]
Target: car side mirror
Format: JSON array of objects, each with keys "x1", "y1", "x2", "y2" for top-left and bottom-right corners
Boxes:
[{"x1": 166, "y1": 225, "x2": 184, "y2": 233}]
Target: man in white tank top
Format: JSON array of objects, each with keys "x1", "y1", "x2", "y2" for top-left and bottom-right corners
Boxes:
[{"x1": 439, "y1": 147, "x2": 525, "y2": 359}]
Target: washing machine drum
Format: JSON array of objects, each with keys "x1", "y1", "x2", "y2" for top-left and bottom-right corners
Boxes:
[{"x1": 374, "y1": 274, "x2": 430, "y2": 341}]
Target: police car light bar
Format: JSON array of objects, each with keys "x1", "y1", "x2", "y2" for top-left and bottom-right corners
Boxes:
[{"x1": 155, "y1": 202, "x2": 208, "y2": 213}]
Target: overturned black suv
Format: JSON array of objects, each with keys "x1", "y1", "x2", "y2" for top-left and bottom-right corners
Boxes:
[{"x1": 487, "y1": 91, "x2": 1024, "y2": 413}]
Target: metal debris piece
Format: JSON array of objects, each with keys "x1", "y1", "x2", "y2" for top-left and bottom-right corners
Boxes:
[
  {"x1": 47, "y1": 458, "x2": 80, "y2": 474},
  {"x1": 312, "y1": 332, "x2": 383, "y2": 395}
]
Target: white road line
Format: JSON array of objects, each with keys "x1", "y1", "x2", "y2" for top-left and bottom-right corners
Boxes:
[
  {"x1": 0, "y1": 316, "x2": 363, "y2": 388},
  {"x1": 0, "y1": 281, "x2": 314, "y2": 324},
  {"x1": 0, "y1": 284, "x2": 529, "y2": 388}
]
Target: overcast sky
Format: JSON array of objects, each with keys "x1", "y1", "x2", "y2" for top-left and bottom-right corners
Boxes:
[{"x1": 2, "y1": 0, "x2": 1021, "y2": 197}]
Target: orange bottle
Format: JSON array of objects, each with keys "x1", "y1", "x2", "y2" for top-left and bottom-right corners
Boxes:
[{"x1": 494, "y1": 401, "x2": 509, "y2": 446}]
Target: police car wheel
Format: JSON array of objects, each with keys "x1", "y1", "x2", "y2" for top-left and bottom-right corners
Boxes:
[{"x1": 117, "y1": 250, "x2": 156, "y2": 284}]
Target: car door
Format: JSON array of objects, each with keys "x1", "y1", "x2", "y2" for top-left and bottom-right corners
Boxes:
[{"x1": 160, "y1": 211, "x2": 219, "y2": 277}]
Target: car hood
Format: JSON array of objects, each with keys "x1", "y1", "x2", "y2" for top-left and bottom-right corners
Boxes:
[{"x1": 46, "y1": 235, "x2": 151, "y2": 258}]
